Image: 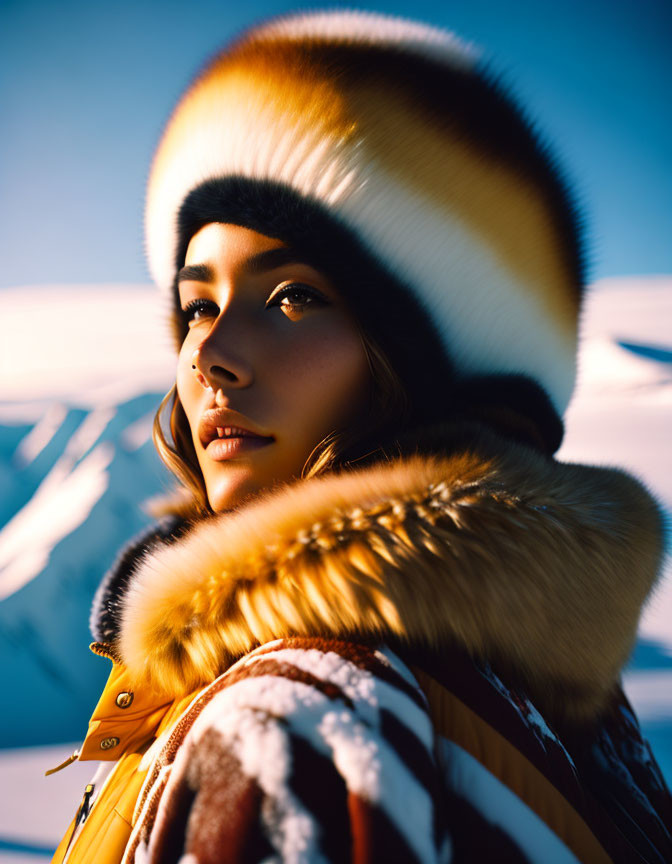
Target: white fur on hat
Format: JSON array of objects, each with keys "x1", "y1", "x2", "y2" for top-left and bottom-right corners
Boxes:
[{"x1": 146, "y1": 10, "x2": 583, "y2": 417}]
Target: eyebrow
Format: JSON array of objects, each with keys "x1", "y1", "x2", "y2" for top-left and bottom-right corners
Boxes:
[
  {"x1": 176, "y1": 247, "x2": 316, "y2": 284},
  {"x1": 177, "y1": 263, "x2": 215, "y2": 284}
]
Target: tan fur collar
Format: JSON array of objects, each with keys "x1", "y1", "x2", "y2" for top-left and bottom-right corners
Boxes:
[{"x1": 119, "y1": 425, "x2": 664, "y2": 722}]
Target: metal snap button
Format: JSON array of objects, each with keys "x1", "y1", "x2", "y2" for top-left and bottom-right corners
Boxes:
[
  {"x1": 100, "y1": 736, "x2": 120, "y2": 751},
  {"x1": 115, "y1": 691, "x2": 134, "y2": 709}
]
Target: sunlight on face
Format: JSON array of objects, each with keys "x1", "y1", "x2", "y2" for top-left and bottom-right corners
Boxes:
[{"x1": 175, "y1": 223, "x2": 371, "y2": 511}]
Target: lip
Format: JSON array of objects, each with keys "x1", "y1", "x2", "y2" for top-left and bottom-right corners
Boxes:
[
  {"x1": 198, "y1": 408, "x2": 274, "y2": 457},
  {"x1": 206, "y1": 435, "x2": 274, "y2": 461}
]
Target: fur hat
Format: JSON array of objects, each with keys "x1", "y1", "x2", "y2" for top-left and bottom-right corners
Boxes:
[{"x1": 146, "y1": 10, "x2": 585, "y2": 453}]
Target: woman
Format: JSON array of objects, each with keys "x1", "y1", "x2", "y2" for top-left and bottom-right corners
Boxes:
[{"x1": 51, "y1": 10, "x2": 671, "y2": 863}]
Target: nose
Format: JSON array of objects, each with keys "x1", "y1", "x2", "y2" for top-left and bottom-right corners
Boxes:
[{"x1": 191, "y1": 336, "x2": 253, "y2": 392}]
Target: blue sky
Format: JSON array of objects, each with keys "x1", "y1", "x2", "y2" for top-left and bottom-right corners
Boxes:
[{"x1": 1, "y1": 0, "x2": 670, "y2": 289}]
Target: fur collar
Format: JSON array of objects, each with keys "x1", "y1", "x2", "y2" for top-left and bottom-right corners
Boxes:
[{"x1": 114, "y1": 424, "x2": 664, "y2": 723}]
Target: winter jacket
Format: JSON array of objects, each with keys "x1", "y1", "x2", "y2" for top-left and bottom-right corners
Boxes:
[{"x1": 51, "y1": 424, "x2": 672, "y2": 863}]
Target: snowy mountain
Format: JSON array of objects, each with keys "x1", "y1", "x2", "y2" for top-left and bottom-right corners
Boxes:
[
  {"x1": 0, "y1": 285, "x2": 175, "y2": 749},
  {"x1": 0, "y1": 393, "x2": 172, "y2": 744},
  {"x1": 0, "y1": 278, "x2": 670, "y2": 858}
]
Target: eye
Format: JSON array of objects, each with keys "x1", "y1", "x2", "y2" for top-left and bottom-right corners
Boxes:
[
  {"x1": 182, "y1": 298, "x2": 219, "y2": 326},
  {"x1": 265, "y1": 283, "x2": 328, "y2": 319}
]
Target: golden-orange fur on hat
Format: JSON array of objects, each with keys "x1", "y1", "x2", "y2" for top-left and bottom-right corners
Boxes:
[{"x1": 146, "y1": 10, "x2": 585, "y2": 420}]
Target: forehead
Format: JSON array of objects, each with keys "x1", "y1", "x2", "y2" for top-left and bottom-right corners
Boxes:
[
  {"x1": 179, "y1": 223, "x2": 339, "y2": 296},
  {"x1": 184, "y1": 222, "x2": 286, "y2": 265}
]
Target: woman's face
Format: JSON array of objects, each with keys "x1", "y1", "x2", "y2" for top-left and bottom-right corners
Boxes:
[{"x1": 176, "y1": 222, "x2": 371, "y2": 512}]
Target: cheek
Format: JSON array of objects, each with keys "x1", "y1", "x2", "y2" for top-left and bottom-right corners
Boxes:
[{"x1": 267, "y1": 323, "x2": 370, "y2": 436}]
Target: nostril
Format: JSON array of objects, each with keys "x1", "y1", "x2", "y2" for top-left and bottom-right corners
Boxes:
[{"x1": 211, "y1": 365, "x2": 238, "y2": 383}]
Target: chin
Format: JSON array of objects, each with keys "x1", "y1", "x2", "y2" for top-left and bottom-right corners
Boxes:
[
  {"x1": 202, "y1": 447, "x2": 310, "y2": 512},
  {"x1": 207, "y1": 478, "x2": 261, "y2": 513},
  {"x1": 201, "y1": 446, "x2": 311, "y2": 512},
  {"x1": 206, "y1": 462, "x2": 290, "y2": 512}
]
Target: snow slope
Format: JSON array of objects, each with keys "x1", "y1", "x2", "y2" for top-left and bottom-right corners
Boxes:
[{"x1": 0, "y1": 278, "x2": 670, "y2": 859}]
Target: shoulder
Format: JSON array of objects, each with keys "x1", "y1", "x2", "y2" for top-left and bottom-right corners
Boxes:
[
  {"x1": 134, "y1": 638, "x2": 448, "y2": 864},
  {"x1": 195, "y1": 637, "x2": 431, "y2": 721},
  {"x1": 180, "y1": 637, "x2": 438, "y2": 802}
]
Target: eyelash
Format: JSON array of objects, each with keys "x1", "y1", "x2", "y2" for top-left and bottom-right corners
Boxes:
[
  {"x1": 265, "y1": 283, "x2": 328, "y2": 311},
  {"x1": 181, "y1": 283, "x2": 327, "y2": 324},
  {"x1": 182, "y1": 298, "x2": 218, "y2": 323}
]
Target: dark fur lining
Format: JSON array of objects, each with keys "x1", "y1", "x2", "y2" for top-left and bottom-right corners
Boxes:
[
  {"x1": 450, "y1": 375, "x2": 564, "y2": 455},
  {"x1": 90, "y1": 515, "x2": 189, "y2": 642}
]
